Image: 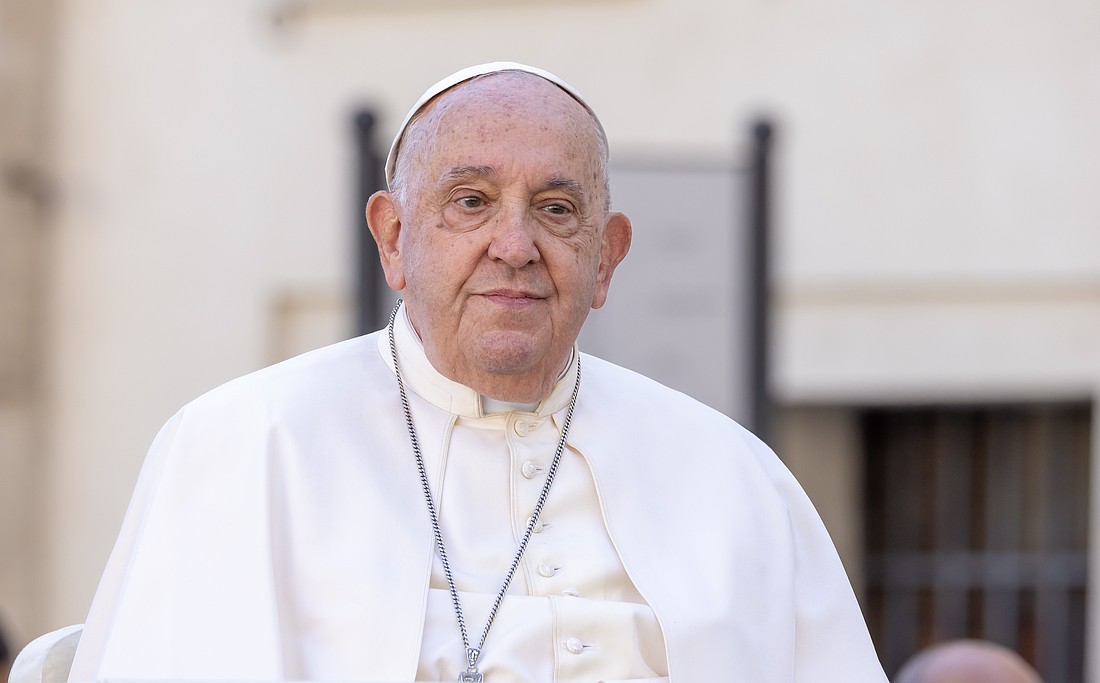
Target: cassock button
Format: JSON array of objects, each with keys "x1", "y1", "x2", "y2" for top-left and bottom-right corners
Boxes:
[
  {"x1": 537, "y1": 562, "x2": 559, "y2": 578},
  {"x1": 526, "y1": 515, "x2": 547, "y2": 533},
  {"x1": 521, "y1": 461, "x2": 543, "y2": 479},
  {"x1": 514, "y1": 419, "x2": 540, "y2": 437},
  {"x1": 564, "y1": 638, "x2": 586, "y2": 655}
]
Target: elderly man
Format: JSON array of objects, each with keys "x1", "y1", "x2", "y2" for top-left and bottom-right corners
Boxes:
[{"x1": 68, "y1": 63, "x2": 886, "y2": 682}]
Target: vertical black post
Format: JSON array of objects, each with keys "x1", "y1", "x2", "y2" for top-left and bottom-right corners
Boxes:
[
  {"x1": 748, "y1": 120, "x2": 773, "y2": 441},
  {"x1": 354, "y1": 109, "x2": 386, "y2": 335}
]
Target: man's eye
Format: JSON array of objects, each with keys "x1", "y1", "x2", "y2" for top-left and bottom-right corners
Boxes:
[
  {"x1": 456, "y1": 196, "x2": 483, "y2": 209},
  {"x1": 543, "y1": 203, "x2": 570, "y2": 215}
]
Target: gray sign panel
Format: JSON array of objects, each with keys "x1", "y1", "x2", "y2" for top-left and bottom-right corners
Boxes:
[{"x1": 579, "y1": 161, "x2": 753, "y2": 424}]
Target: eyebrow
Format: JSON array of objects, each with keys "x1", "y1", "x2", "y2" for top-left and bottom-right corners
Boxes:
[
  {"x1": 546, "y1": 177, "x2": 588, "y2": 202},
  {"x1": 438, "y1": 167, "x2": 590, "y2": 206},
  {"x1": 439, "y1": 165, "x2": 497, "y2": 184}
]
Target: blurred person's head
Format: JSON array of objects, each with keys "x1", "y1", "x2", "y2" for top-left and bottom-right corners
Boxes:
[{"x1": 894, "y1": 640, "x2": 1043, "y2": 683}]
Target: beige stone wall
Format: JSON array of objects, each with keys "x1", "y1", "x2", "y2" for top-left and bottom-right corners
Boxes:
[{"x1": 0, "y1": 0, "x2": 55, "y2": 648}]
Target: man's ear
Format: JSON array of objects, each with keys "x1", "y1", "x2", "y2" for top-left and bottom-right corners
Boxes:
[
  {"x1": 366, "y1": 190, "x2": 406, "y2": 291},
  {"x1": 591, "y1": 212, "x2": 632, "y2": 310}
]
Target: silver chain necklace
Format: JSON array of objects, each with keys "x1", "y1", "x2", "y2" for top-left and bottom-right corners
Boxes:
[{"x1": 386, "y1": 302, "x2": 581, "y2": 682}]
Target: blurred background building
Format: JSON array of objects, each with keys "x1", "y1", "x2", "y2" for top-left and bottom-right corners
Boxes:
[{"x1": 2, "y1": 0, "x2": 1098, "y2": 680}]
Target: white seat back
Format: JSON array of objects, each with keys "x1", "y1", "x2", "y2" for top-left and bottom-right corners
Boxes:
[{"x1": 9, "y1": 625, "x2": 83, "y2": 683}]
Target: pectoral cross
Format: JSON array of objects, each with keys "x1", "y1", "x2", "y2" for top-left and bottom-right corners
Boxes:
[{"x1": 458, "y1": 647, "x2": 483, "y2": 682}]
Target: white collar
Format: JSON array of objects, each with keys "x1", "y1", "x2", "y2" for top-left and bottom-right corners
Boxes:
[{"x1": 377, "y1": 302, "x2": 579, "y2": 419}]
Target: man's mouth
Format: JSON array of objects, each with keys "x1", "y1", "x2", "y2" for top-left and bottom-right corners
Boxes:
[{"x1": 479, "y1": 289, "x2": 546, "y2": 305}]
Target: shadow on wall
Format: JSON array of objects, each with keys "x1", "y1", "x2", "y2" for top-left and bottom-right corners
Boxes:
[{"x1": 1, "y1": 617, "x2": 12, "y2": 683}]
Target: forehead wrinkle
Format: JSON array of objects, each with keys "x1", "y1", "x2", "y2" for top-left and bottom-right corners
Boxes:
[
  {"x1": 391, "y1": 70, "x2": 610, "y2": 212},
  {"x1": 440, "y1": 165, "x2": 498, "y2": 184}
]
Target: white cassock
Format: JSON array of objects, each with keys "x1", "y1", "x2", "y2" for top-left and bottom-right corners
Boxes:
[{"x1": 69, "y1": 304, "x2": 888, "y2": 682}]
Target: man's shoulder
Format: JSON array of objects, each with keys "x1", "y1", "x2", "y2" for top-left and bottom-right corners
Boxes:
[
  {"x1": 181, "y1": 331, "x2": 389, "y2": 418},
  {"x1": 578, "y1": 351, "x2": 738, "y2": 429},
  {"x1": 573, "y1": 352, "x2": 789, "y2": 498},
  {"x1": 575, "y1": 351, "x2": 774, "y2": 462},
  {"x1": 132, "y1": 331, "x2": 403, "y2": 495}
]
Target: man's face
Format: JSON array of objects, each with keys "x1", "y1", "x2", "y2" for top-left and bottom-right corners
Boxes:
[{"x1": 368, "y1": 73, "x2": 630, "y2": 402}]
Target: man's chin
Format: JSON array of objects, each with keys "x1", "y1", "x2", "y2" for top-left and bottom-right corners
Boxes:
[
  {"x1": 457, "y1": 331, "x2": 565, "y2": 384},
  {"x1": 467, "y1": 339, "x2": 544, "y2": 376}
]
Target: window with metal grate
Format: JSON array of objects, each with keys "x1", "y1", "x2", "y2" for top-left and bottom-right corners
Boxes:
[{"x1": 862, "y1": 403, "x2": 1091, "y2": 683}]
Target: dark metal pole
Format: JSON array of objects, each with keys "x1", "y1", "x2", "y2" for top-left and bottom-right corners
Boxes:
[
  {"x1": 748, "y1": 120, "x2": 773, "y2": 441},
  {"x1": 354, "y1": 108, "x2": 386, "y2": 335}
]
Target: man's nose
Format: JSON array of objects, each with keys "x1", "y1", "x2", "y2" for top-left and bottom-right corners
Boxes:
[{"x1": 486, "y1": 205, "x2": 540, "y2": 268}]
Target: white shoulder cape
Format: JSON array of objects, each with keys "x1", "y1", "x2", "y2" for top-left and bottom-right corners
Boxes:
[{"x1": 70, "y1": 331, "x2": 887, "y2": 682}]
